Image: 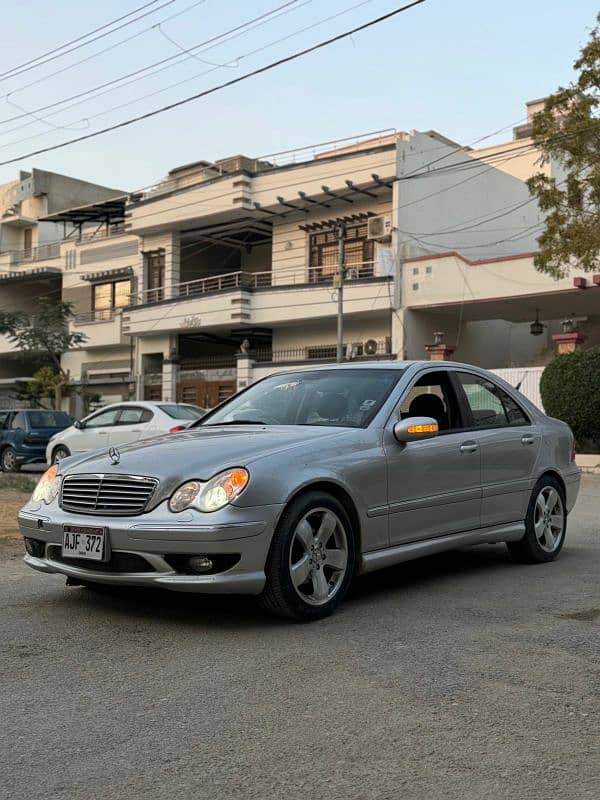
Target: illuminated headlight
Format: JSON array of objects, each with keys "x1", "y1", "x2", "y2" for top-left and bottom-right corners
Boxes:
[
  {"x1": 31, "y1": 465, "x2": 62, "y2": 505},
  {"x1": 169, "y1": 468, "x2": 249, "y2": 513}
]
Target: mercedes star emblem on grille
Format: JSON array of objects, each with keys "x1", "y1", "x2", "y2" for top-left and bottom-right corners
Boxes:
[{"x1": 108, "y1": 446, "x2": 121, "y2": 465}]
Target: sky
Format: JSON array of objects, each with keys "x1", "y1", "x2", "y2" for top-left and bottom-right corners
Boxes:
[{"x1": 0, "y1": 0, "x2": 597, "y2": 191}]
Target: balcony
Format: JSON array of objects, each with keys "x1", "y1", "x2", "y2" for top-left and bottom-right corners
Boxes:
[
  {"x1": 8, "y1": 242, "x2": 61, "y2": 265},
  {"x1": 124, "y1": 262, "x2": 393, "y2": 335},
  {"x1": 252, "y1": 338, "x2": 393, "y2": 366},
  {"x1": 72, "y1": 308, "x2": 128, "y2": 348}
]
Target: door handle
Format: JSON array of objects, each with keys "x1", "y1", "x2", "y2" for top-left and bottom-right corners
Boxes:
[
  {"x1": 521, "y1": 434, "x2": 535, "y2": 445},
  {"x1": 460, "y1": 441, "x2": 479, "y2": 453},
  {"x1": 97, "y1": 431, "x2": 109, "y2": 435}
]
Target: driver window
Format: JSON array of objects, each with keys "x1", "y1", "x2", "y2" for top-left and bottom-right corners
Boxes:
[
  {"x1": 85, "y1": 408, "x2": 120, "y2": 428},
  {"x1": 399, "y1": 371, "x2": 461, "y2": 432}
]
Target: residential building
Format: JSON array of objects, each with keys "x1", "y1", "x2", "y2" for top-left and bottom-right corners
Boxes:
[{"x1": 1, "y1": 107, "x2": 596, "y2": 416}]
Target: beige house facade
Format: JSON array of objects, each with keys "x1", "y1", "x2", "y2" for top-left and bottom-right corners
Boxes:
[{"x1": 0, "y1": 106, "x2": 595, "y2": 415}]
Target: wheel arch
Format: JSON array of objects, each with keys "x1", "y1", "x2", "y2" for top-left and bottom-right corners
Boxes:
[
  {"x1": 281, "y1": 480, "x2": 363, "y2": 555},
  {"x1": 535, "y1": 468, "x2": 566, "y2": 500}
]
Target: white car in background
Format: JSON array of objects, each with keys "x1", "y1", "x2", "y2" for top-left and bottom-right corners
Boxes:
[{"x1": 46, "y1": 401, "x2": 207, "y2": 465}]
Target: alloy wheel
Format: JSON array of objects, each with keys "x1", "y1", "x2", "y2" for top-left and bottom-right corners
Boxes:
[
  {"x1": 2, "y1": 449, "x2": 17, "y2": 472},
  {"x1": 533, "y1": 486, "x2": 564, "y2": 553},
  {"x1": 288, "y1": 507, "x2": 349, "y2": 606}
]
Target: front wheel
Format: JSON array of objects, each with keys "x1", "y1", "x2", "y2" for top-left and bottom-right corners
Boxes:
[
  {"x1": 1, "y1": 447, "x2": 20, "y2": 473},
  {"x1": 507, "y1": 476, "x2": 566, "y2": 563},
  {"x1": 259, "y1": 492, "x2": 357, "y2": 621},
  {"x1": 52, "y1": 445, "x2": 70, "y2": 465}
]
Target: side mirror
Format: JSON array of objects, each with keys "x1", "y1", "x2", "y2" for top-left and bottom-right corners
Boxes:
[
  {"x1": 393, "y1": 416, "x2": 439, "y2": 444},
  {"x1": 73, "y1": 420, "x2": 84, "y2": 430}
]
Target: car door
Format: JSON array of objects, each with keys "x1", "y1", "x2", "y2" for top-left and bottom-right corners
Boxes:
[
  {"x1": 453, "y1": 371, "x2": 541, "y2": 527},
  {"x1": 73, "y1": 407, "x2": 121, "y2": 453},
  {"x1": 108, "y1": 407, "x2": 154, "y2": 446},
  {"x1": 384, "y1": 368, "x2": 482, "y2": 545}
]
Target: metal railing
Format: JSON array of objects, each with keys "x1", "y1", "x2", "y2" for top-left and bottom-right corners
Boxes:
[
  {"x1": 10, "y1": 242, "x2": 61, "y2": 264},
  {"x1": 74, "y1": 308, "x2": 124, "y2": 324},
  {"x1": 179, "y1": 355, "x2": 238, "y2": 369},
  {"x1": 78, "y1": 224, "x2": 126, "y2": 243},
  {"x1": 131, "y1": 261, "x2": 385, "y2": 306},
  {"x1": 252, "y1": 338, "x2": 392, "y2": 364}
]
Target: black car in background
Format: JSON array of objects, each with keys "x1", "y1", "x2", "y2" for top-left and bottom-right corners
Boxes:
[{"x1": 0, "y1": 409, "x2": 72, "y2": 472}]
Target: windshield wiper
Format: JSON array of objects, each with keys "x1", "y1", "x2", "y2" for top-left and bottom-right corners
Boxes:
[{"x1": 202, "y1": 419, "x2": 268, "y2": 426}]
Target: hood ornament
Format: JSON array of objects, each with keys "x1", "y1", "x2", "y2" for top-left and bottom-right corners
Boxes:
[{"x1": 108, "y1": 446, "x2": 121, "y2": 465}]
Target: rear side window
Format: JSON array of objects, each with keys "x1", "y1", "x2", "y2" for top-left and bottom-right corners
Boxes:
[
  {"x1": 457, "y1": 373, "x2": 529, "y2": 429},
  {"x1": 0, "y1": 412, "x2": 8, "y2": 428},
  {"x1": 27, "y1": 411, "x2": 71, "y2": 428}
]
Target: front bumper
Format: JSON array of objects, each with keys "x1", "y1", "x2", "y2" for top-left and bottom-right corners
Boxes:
[{"x1": 18, "y1": 499, "x2": 284, "y2": 595}]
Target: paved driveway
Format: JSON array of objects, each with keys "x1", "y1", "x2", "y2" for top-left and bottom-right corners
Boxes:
[{"x1": 1, "y1": 477, "x2": 598, "y2": 800}]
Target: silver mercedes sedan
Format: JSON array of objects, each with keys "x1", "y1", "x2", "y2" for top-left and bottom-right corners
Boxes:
[{"x1": 19, "y1": 362, "x2": 581, "y2": 621}]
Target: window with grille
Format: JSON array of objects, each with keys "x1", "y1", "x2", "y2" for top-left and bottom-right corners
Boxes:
[
  {"x1": 144, "y1": 249, "x2": 165, "y2": 301},
  {"x1": 92, "y1": 279, "x2": 131, "y2": 320},
  {"x1": 308, "y1": 224, "x2": 374, "y2": 283}
]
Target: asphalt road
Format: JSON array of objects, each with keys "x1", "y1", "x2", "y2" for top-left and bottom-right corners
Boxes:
[{"x1": 1, "y1": 477, "x2": 599, "y2": 800}]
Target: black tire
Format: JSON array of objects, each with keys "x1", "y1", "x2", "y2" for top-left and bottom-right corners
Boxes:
[
  {"x1": 52, "y1": 445, "x2": 71, "y2": 464},
  {"x1": 507, "y1": 475, "x2": 566, "y2": 564},
  {"x1": 259, "y1": 491, "x2": 357, "y2": 621},
  {"x1": 1, "y1": 447, "x2": 20, "y2": 473}
]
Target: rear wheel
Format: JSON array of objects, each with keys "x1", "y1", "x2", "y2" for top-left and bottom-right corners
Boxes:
[
  {"x1": 52, "y1": 445, "x2": 70, "y2": 465},
  {"x1": 259, "y1": 492, "x2": 356, "y2": 621},
  {"x1": 507, "y1": 476, "x2": 566, "y2": 563},
  {"x1": 1, "y1": 447, "x2": 20, "y2": 473}
]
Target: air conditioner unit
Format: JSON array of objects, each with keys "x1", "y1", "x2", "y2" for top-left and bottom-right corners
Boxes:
[
  {"x1": 364, "y1": 338, "x2": 379, "y2": 356},
  {"x1": 367, "y1": 214, "x2": 392, "y2": 241}
]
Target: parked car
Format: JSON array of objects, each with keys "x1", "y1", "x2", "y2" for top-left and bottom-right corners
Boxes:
[
  {"x1": 20, "y1": 362, "x2": 580, "y2": 621},
  {"x1": 46, "y1": 401, "x2": 207, "y2": 465},
  {"x1": 0, "y1": 409, "x2": 73, "y2": 472}
]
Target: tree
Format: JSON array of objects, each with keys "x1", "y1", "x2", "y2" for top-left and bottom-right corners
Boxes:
[
  {"x1": 540, "y1": 346, "x2": 600, "y2": 452},
  {"x1": 0, "y1": 300, "x2": 86, "y2": 410},
  {"x1": 527, "y1": 13, "x2": 600, "y2": 278},
  {"x1": 13, "y1": 367, "x2": 65, "y2": 409}
]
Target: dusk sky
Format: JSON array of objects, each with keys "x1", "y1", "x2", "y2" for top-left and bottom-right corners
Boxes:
[{"x1": 0, "y1": 0, "x2": 596, "y2": 190}]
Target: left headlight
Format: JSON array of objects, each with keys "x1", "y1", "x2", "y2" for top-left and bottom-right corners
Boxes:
[
  {"x1": 169, "y1": 468, "x2": 249, "y2": 513},
  {"x1": 31, "y1": 465, "x2": 62, "y2": 505}
]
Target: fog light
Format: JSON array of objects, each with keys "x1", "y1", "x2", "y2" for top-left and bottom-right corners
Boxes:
[
  {"x1": 24, "y1": 538, "x2": 45, "y2": 557},
  {"x1": 188, "y1": 556, "x2": 213, "y2": 574}
]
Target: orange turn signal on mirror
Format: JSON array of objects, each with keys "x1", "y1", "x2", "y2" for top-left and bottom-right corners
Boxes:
[{"x1": 407, "y1": 423, "x2": 438, "y2": 434}]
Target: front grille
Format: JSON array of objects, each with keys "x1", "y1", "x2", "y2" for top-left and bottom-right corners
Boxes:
[
  {"x1": 47, "y1": 546, "x2": 155, "y2": 573},
  {"x1": 60, "y1": 473, "x2": 158, "y2": 516}
]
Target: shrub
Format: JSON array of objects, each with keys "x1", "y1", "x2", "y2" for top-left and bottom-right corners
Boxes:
[{"x1": 540, "y1": 346, "x2": 600, "y2": 452}]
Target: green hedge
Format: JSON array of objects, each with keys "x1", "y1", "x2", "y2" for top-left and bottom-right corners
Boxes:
[{"x1": 540, "y1": 346, "x2": 600, "y2": 452}]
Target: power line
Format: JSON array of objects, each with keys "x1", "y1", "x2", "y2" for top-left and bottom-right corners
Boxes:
[
  {"x1": 0, "y1": 0, "x2": 427, "y2": 168},
  {"x1": 0, "y1": 1, "x2": 165, "y2": 81},
  {"x1": 0, "y1": 0, "x2": 311, "y2": 125},
  {"x1": 0, "y1": 1, "x2": 179, "y2": 85}
]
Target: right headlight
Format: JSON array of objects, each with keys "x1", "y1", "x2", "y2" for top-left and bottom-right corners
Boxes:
[{"x1": 169, "y1": 468, "x2": 249, "y2": 513}]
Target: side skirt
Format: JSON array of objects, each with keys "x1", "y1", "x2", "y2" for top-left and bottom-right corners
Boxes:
[{"x1": 359, "y1": 522, "x2": 525, "y2": 575}]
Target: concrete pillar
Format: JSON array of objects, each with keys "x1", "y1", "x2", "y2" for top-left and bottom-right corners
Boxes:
[
  {"x1": 162, "y1": 337, "x2": 180, "y2": 402},
  {"x1": 425, "y1": 331, "x2": 455, "y2": 361},
  {"x1": 552, "y1": 332, "x2": 586, "y2": 355},
  {"x1": 236, "y1": 352, "x2": 254, "y2": 392}
]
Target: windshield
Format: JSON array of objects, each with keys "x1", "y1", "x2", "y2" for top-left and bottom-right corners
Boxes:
[
  {"x1": 159, "y1": 404, "x2": 206, "y2": 420},
  {"x1": 198, "y1": 369, "x2": 403, "y2": 429},
  {"x1": 27, "y1": 411, "x2": 72, "y2": 428}
]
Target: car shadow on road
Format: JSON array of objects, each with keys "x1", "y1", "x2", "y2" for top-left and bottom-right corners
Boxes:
[{"x1": 38, "y1": 541, "x2": 567, "y2": 629}]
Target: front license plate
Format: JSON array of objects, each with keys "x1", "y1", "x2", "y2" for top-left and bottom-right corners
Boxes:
[{"x1": 62, "y1": 525, "x2": 106, "y2": 561}]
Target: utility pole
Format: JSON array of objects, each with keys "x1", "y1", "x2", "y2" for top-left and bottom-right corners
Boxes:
[{"x1": 334, "y1": 221, "x2": 346, "y2": 363}]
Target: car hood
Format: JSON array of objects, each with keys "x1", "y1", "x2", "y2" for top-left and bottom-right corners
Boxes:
[{"x1": 60, "y1": 425, "x2": 349, "y2": 486}]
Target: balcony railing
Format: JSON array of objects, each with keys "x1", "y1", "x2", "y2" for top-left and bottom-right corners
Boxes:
[
  {"x1": 77, "y1": 224, "x2": 126, "y2": 243},
  {"x1": 131, "y1": 262, "x2": 388, "y2": 305},
  {"x1": 74, "y1": 308, "x2": 123, "y2": 324},
  {"x1": 252, "y1": 338, "x2": 392, "y2": 364},
  {"x1": 9, "y1": 242, "x2": 61, "y2": 264}
]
